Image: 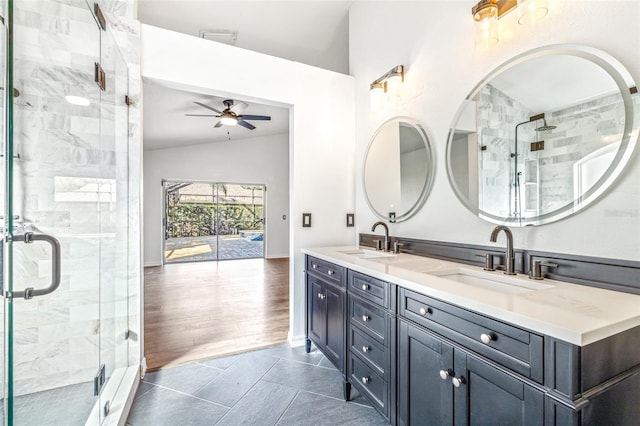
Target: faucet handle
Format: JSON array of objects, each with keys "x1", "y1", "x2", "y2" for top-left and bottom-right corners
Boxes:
[
  {"x1": 393, "y1": 241, "x2": 404, "y2": 254},
  {"x1": 373, "y1": 239, "x2": 383, "y2": 251},
  {"x1": 475, "y1": 253, "x2": 495, "y2": 271},
  {"x1": 529, "y1": 260, "x2": 558, "y2": 280}
]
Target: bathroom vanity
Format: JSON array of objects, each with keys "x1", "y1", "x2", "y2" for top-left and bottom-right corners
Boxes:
[{"x1": 303, "y1": 247, "x2": 640, "y2": 426}]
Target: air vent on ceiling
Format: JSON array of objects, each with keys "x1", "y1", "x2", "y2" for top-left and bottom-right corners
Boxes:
[{"x1": 199, "y1": 29, "x2": 238, "y2": 46}]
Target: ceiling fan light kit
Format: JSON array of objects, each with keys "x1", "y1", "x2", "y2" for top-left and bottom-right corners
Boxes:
[{"x1": 186, "y1": 99, "x2": 271, "y2": 130}]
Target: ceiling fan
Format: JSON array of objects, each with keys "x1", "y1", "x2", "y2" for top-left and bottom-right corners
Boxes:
[{"x1": 185, "y1": 99, "x2": 271, "y2": 130}]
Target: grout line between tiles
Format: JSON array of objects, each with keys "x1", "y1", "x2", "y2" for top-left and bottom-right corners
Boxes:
[
  {"x1": 274, "y1": 390, "x2": 301, "y2": 425},
  {"x1": 213, "y1": 356, "x2": 284, "y2": 426},
  {"x1": 140, "y1": 380, "x2": 231, "y2": 409}
]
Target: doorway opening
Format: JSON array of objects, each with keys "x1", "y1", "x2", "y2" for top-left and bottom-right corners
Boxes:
[{"x1": 163, "y1": 181, "x2": 266, "y2": 263}]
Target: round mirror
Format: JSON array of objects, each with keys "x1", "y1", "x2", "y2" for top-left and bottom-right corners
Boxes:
[
  {"x1": 446, "y1": 44, "x2": 639, "y2": 226},
  {"x1": 364, "y1": 117, "x2": 435, "y2": 222}
]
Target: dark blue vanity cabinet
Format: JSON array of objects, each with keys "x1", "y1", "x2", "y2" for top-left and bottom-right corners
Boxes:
[
  {"x1": 305, "y1": 254, "x2": 640, "y2": 425},
  {"x1": 305, "y1": 256, "x2": 349, "y2": 398},
  {"x1": 398, "y1": 319, "x2": 544, "y2": 426},
  {"x1": 398, "y1": 288, "x2": 640, "y2": 426},
  {"x1": 347, "y1": 270, "x2": 397, "y2": 423}
]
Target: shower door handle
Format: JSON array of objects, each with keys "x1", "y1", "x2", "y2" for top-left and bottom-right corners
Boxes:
[{"x1": 12, "y1": 232, "x2": 61, "y2": 300}]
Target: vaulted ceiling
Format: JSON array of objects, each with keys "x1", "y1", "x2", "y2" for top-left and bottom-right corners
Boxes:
[{"x1": 138, "y1": 1, "x2": 352, "y2": 151}]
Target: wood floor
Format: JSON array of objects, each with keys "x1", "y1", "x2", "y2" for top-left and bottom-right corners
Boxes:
[{"x1": 144, "y1": 258, "x2": 289, "y2": 370}]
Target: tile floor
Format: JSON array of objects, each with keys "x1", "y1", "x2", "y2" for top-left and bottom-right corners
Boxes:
[{"x1": 127, "y1": 345, "x2": 389, "y2": 426}]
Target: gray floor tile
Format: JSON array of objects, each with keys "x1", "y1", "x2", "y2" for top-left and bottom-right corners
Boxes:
[
  {"x1": 198, "y1": 352, "x2": 243, "y2": 370},
  {"x1": 216, "y1": 381, "x2": 298, "y2": 426},
  {"x1": 144, "y1": 363, "x2": 221, "y2": 396},
  {"x1": 318, "y1": 355, "x2": 336, "y2": 368},
  {"x1": 135, "y1": 380, "x2": 156, "y2": 399},
  {"x1": 127, "y1": 386, "x2": 228, "y2": 426},
  {"x1": 195, "y1": 351, "x2": 279, "y2": 406},
  {"x1": 256, "y1": 344, "x2": 324, "y2": 366},
  {"x1": 277, "y1": 390, "x2": 388, "y2": 426},
  {"x1": 262, "y1": 358, "x2": 344, "y2": 400}
]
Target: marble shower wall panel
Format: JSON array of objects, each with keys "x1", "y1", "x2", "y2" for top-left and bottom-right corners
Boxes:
[
  {"x1": 476, "y1": 84, "x2": 533, "y2": 217},
  {"x1": 476, "y1": 85, "x2": 633, "y2": 219},
  {"x1": 7, "y1": 0, "x2": 130, "y2": 397}
]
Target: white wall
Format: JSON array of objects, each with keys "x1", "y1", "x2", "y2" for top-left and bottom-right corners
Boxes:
[
  {"x1": 144, "y1": 133, "x2": 290, "y2": 265},
  {"x1": 141, "y1": 24, "x2": 356, "y2": 344},
  {"x1": 350, "y1": 1, "x2": 640, "y2": 261}
]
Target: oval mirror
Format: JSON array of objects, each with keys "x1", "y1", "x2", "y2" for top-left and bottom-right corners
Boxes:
[
  {"x1": 364, "y1": 117, "x2": 435, "y2": 222},
  {"x1": 446, "y1": 45, "x2": 639, "y2": 226}
]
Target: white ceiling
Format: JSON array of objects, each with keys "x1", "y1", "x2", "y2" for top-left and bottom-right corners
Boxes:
[
  {"x1": 143, "y1": 81, "x2": 290, "y2": 151},
  {"x1": 138, "y1": 0, "x2": 352, "y2": 151}
]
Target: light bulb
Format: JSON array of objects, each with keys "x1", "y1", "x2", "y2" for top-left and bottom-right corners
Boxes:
[
  {"x1": 370, "y1": 82, "x2": 385, "y2": 112},
  {"x1": 386, "y1": 74, "x2": 403, "y2": 94},
  {"x1": 220, "y1": 116, "x2": 238, "y2": 126},
  {"x1": 517, "y1": 0, "x2": 548, "y2": 25}
]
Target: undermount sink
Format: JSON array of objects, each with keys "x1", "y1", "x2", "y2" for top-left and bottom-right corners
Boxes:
[
  {"x1": 338, "y1": 249, "x2": 396, "y2": 259},
  {"x1": 429, "y1": 267, "x2": 554, "y2": 294}
]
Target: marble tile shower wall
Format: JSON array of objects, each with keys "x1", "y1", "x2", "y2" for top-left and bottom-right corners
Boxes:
[
  {"x1": 476, "y1": 84, "x2": 532, "y2": 217},
  {"x1": 476, "y1": 84, "x2": 632, "y2": 218},
  {"x1": 0, "y1": 0, "x2": 141, "y2": 397}
]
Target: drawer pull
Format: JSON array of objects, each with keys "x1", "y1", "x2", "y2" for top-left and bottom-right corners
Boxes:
[
  {"x1": 362, "y1": 284, "x2": 369, "y2": 291},
  {"x1": 362, "y1": 346, "x2": 371, "y2": 353},
  {"x1": 328, "y1": 270, "x2": 334, "y2": 276},
  {"x1": 439, "y1": 369, "x2": 451, "y2": 380},
  {"x1": 362, "y1": 315, "x2": 370, "y2": 322},
  {"x1": 480, "y1": 333, "x2": 494, "y2": 344},
  {"x1": 317, "y1": 293, "x2": 325, "y2": 300},
  {"x1": 452, "y1": 377, "x2": 465, "y2": 388},
  {"x1": 362, "y1": 376, "x2": 370, "y2": 384},
  {"x1": 312, "y1": 263, "x2": 318, "y2": 269},
  {"x1": 419, "y1": 307, "x2": 432, "y2": 316}
]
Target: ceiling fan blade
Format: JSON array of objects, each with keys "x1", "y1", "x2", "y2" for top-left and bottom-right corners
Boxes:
[
  {"x1": 185, "y1": 114, "x2": 218, "y2": 117},
  {"x1": 214, "y1": 121, "x2": 224, "y2": 128},
  {"x1": 237, "y1": 119, "x2": 256, "y2": 130},
  {"x1": 238, "y1": 114, "x2": 271, "y2": 121},
  {"x1": 193, "y1": 101, "x2": 222, "y2": 114},
  {"x1": 230, "y1": 101, "x2": 248, "y2": 114}
]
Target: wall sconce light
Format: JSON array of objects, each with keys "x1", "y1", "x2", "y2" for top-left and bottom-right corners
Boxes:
[
  {"x1": 369, "y1": 65, "x2": 404, "y2": 110},
  {"x1": 472, "y1": 0, "x2": 549, "y2": 45}
]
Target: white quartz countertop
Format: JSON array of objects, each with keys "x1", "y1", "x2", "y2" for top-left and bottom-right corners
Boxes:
[{"x1": 301, "y1": 246, "x2": 640, "y2": 346}]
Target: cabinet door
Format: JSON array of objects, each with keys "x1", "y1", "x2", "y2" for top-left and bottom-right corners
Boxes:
[
  {"x1": 453, "y1": 351, "x2": 544, "y2": 426},
  {"x1": 308, "y1": 277, "x2": 326, "y2": 347},
  {"x1": 325, "y1": 283, "x2": 345, "y2": 369},
  {"x1": 398, "y1": 320, "x2": 454, "y2": 426}
]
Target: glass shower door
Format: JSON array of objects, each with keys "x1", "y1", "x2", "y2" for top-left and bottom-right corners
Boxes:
[{"x1": 3, "y1": 0, "x2": 103, "y2": 424}]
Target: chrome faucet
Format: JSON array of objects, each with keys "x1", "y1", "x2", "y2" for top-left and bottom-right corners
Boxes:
[
  {"x1": 489, "y1": 225, "x2": 516, "y2": 275},
  {"x1": 371, "y1": 221, "x2": 390, "y2": 252}
]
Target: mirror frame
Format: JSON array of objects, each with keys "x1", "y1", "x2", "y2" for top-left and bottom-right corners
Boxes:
[
  {"x1": 363, "y1": 116, "x2": 435, "y2": 223},
  {"x1": 446, "y1": 44, "x2": 639, "y2": 226}
]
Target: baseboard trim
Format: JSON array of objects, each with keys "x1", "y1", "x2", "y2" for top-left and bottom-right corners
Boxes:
[
  {"x1": 266, "y1": 254, "x2": 290, "y2": 259},
  {"x1": 144, "y1": 261, "x2": 162, "y2": 267},
  {"x1": 288, "y1": 333, "x2": 306, "y2": 348}
]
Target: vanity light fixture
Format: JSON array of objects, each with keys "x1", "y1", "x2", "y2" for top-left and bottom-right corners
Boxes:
[
  {"x1": 369, "y1": 65, "x2": 404, "y2": 110},
  {"x1": 472, "y1": 0, "x2": 549, "y2": 45}
]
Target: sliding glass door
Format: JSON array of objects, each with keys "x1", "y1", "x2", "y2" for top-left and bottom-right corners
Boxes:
[{"x1": 163, "y1": 181, "x2": 265, "y2": 263}]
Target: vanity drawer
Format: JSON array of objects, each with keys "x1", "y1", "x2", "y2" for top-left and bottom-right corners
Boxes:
[
  {"x1": 399, "y1": 288, "x2": 543, "y2": 383},
  {"x1": 349, "y1": 353, "x2": 388, "y2": 415},
  {"x1": 306, "y1": 256, "x2": 345, "y2": 287},
  {"x1": 348, "y1": 270, "x2": 388, "y2": 308},
  {"x1": 350, "y1": 296, "x2": 389, "y2": 345},
  {"x1": 350, "y1": 326, "x2": 386, "y2": 377}
]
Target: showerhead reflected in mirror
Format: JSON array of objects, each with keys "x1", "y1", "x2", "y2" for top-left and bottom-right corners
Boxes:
[
  {"x1": 364, "y1": 117, "x2": 435, "y2": 223},
  {"x1": 446, "y1": 45, "x2": 639, "y2": 226}
]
